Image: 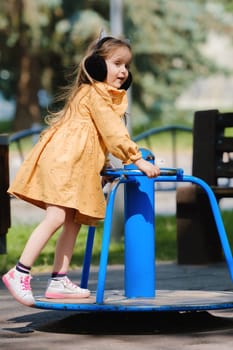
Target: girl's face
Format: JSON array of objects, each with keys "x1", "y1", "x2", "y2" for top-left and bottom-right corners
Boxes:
[{"x1": 104, "y1": 46, "x2": 132, "y2": 89}]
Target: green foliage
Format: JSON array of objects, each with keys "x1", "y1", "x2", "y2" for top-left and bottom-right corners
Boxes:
[
  {"x1": 0, "y1": 120, "x2": 13, "y2": 133},
  {"x1": 124, "y1": 0, "x2": 232, "y2": 127},
  {"x1": 0, "y1": 0, "x2": 232, "y2": 130},
  {"x1": 1, "y1": 210, "x2": 232, "y2": 273}
]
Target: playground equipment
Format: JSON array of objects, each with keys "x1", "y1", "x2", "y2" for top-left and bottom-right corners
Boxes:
[{"x1": 34, "y1": 149, "x2": 233, "y2": 312}]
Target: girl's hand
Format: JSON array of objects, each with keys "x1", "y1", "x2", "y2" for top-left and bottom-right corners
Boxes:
[
  {"x1": 134, "y1": 158, "x2": 160, "y2": 178},
  {"x1": 101, "y1": 162, "x2": 115, "y2": 187}
]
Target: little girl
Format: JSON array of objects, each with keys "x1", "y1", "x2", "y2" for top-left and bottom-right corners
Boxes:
[{"x1": 2, "y1": 36, "x2": 160, "y2": 306}]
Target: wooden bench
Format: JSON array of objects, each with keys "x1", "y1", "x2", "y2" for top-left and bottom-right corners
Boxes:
[
  {"x1": 0, "y1": 134, "x2": 11, "y2": 254},
  {"x1": 176, "y1": 109, "x2": 233, "y2": 264}
]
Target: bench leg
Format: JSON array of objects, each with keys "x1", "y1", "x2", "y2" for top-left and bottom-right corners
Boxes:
[{"x1": 177, "y1": 186, "x2": 222, "y2": 264}]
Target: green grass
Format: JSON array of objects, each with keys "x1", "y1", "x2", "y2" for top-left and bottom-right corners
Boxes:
[
  {"x1": 1, "y1": 211, "x2": 232, "y2": 274},
  {"x1": 0, "y1": 120, "x2": 13, "y2": 133}
]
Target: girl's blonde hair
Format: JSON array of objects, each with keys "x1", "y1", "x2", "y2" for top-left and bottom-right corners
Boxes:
[{"x1": 45, "y1": 36, "x2": 132, "y2": 126}]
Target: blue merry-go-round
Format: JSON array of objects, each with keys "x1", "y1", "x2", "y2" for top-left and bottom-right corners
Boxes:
[{"x1": 34, "y1": 149, "x2": 233, "y2": 313}]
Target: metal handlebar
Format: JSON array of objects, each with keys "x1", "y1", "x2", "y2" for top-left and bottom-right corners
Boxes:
[{"x1": 102, "y1": 167, "x2": 184, "y2": 179}]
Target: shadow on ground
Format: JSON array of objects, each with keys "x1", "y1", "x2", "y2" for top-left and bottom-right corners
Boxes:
[{"x1": 4, "y1": 310, "x2": 233, "y2": 335}]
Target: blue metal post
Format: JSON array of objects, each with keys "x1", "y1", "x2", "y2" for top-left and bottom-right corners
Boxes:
[
  {"x1": 80, "y1": 226, "x2": 96, "y2": 289},
  {"x1": 96, "y1": 179, "x2": 125, "y2": 304},
  {"x1": 124, "y1": 150, "x2": 155, "y2": 298}
]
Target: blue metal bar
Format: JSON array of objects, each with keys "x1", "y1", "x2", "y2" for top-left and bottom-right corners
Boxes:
[
  {"x1": 133, "y1": 125, "x2": 192, "y2": 143},
  {"x1": 80, "y1": 226, "x2": 96, "y2": 289},
  {"x1": 103, "y1": 167, "x2": 182, "y2": 178},
  {"x1": 96, "y1": 168, "x2": 233, "y2": 304},
  {"x1": 9, "y1": 126, "x2": 45, "y2": 143},
  {"x1": 96, "y1": 178, "x2": 127, "y2": 304},
  {"x1": 154, "y1": 174, "x2": 233, "y2": 280},
  {"x1": 180, "y1": 175, "x2": 233, "y2": 280}
]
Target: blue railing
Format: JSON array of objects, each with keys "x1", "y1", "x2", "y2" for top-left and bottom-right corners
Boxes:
[
  {"x1": 9, "y1": 124, "x2": 193, "y2": 191},
  {"x1": 133, "y1": 125, "x2": 192, "y2": 190},
  {"x1": 133, "y1": 125, "x2": 192, "y2": 169},
  {"x1": 9, "y1": 125, "x2": 45, "y2": 161}
]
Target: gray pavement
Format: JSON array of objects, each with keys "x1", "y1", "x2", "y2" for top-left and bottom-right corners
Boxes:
[
  {"x1": 1, "y1": 263, "x2": 233, "y2": 349},
  {"x1": 0, "y1": 262, "x2": 233, "y2": 350},
  {"x1": 1, "y1": 199, "x2": 233, "y2": 349}
]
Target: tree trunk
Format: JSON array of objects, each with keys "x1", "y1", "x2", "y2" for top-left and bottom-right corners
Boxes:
[
  {"x1": 12, "y1": 0, "x2": 41, "y2": 131},
  {"x1": 13, "y1": 51, "x2": 41, "y2": 131}
]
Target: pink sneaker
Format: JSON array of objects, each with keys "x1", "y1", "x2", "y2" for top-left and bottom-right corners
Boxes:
[
  {"x1": 45, "y1": 276, "x2": 91, "y2": 299},
  {"x1": 2, "y1": 267, "x2": 35, "y2": 306}
]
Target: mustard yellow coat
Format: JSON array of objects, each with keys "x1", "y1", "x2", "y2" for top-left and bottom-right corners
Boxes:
[{"x1": 8, "y1": 83, "x2": 142, "y2": 226}]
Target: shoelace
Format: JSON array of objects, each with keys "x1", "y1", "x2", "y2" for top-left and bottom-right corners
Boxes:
[
  {"x1": 20, "y1": 275, "x2": 32, "y2": 291},
  {"x1": 62, "y1": 277, "x2": 89, "y2": 294},
  {"x1": 64, "y1": 277, "x2": 79, "y2": 289}
]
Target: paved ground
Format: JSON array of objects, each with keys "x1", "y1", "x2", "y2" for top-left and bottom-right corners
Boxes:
[{"x1": 1, "y1": 259, "x2": 233, "y2": 349}]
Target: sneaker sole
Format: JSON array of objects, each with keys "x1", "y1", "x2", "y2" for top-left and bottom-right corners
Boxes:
[
  {"x1": 2, "y1": 275, "x2": 35, "y2": 307},
  {"x1": 45, "y1": 291, "x2": 91, "y2": 299}
]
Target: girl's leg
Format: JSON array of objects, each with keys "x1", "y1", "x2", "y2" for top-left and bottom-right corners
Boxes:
[
  {"x1": 52, "y1": 207, "x2": 81, "y2": 274},
  {"x1": 19, "y1": 204, "x2": 67, "y2": 267},
  {"x1": 2, "y1": 204, "x2": 67, "y2": 306},
  {"x1": 45, "y1": 208, "x2": 91, "y2": 299}
]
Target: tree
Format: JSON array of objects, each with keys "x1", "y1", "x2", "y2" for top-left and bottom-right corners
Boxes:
[
  {"x1": 0, "y1": 0, "x2": 107, "y2": 130},
  {"x1": 0, "y1": 0, "x2": 232, "y2": 131},
  {"x1": 124, "y1": 0, "x2": 233, "y2": 129},
  {"x1": 0, "y1": 0, "x2": 62, "y2": 129}
]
